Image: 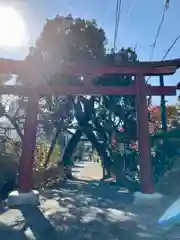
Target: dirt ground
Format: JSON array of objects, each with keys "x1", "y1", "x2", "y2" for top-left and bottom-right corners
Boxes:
[{"x1": 0, "y1": 160, "x2": 179, "y2": 239}]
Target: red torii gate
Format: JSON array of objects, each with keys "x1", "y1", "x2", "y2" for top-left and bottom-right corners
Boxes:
[{"x1": 0, "y1": 58, "x2": 180, "y2": 200}]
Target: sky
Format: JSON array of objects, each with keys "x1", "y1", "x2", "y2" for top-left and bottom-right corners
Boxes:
[{"x1": 0, "y1": 0, "x2": 180, "y2": 104}]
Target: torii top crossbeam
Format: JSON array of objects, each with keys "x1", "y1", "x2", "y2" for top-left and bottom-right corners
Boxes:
[
  {"x1": 0, "y1": 58, "x2": 180, "y2": 76},
  {"x1": 0, "y1": 58, "x2": 180, "y2": 96}
]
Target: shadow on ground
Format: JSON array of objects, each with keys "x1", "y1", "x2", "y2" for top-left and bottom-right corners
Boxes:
[
  {"x1": 0, "y1": 206, "x2": 154, "y2": 240},
  {"x1": 0, "y1": 178, "x2": 164, "y2": 239},
  {"x1": 0, "y1": 158, "x2": 170, "y2": 239},
  {"x1": 42, "y1": 180, "x2": 156, "y2": 239},
  {"x1": 0, "y1": 221, "x2": 29, "y2": 240},
  {"x1": 45, "y1": 178, "x2": 133, "y2": 209}
]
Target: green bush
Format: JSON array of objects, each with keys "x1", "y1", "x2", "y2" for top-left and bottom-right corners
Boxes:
[
  {"x1": 151, "y1": 139, "x2": 180, "y2": 183},
  {"x1": 35, "y1": 141, "x2": 61, "y2": 170}
]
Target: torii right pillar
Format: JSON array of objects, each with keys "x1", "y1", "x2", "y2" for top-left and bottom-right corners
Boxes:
[{"x1": 134, "y1": 74, "x2": 162, "y2": 204}]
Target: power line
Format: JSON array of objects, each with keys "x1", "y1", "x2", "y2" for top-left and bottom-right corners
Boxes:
[
  {"x1": 149, "y1": 1, "x2": 170, "y2": 61},
  {"x1": 149, "y1": 6, "x2": 167, "y2": 61},
  {"x1": 114, "y1": 0, "x2": 119, "y2": 49},
  {"x1": 147, "y1": 32, "x2": 180, "y2": 106},
  {"x1": 147, "y1": 2, "x2": 170, "y2": 84},
  {"x1": 162, "y1": 34, "x2": 180, "y2": 60},
  {"x1": 147, "y1": 34, "x2": 180, "y2": 84},
  {"x1": 146, "y1": 2, "x2": 170, "y2": 106},
  {"x1": 143, "y1": 2, "x2": 170, "y2": 106},
  {"x1": 113, "y1": 0, "x2": 121, "y2": 51},
  {"x1": 113, "y1": 0, "x2": 122, "y2": 52}
]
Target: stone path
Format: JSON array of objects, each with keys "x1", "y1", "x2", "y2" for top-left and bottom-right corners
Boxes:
[
  {"x1": 72, "y1": 160, "x2": 103, "y2": 180},
  {"x1": 0, "y1": 160, "x2": 178, "y2": 239}
]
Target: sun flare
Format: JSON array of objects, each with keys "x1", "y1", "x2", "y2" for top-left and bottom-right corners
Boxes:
[{"x1": 0, "y1": 7, "x2": 26, "y2": 47}]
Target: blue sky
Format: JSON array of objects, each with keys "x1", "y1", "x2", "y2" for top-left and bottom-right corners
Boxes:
[{"x1": 0, "y1": 0, "x2": 180, "y2": 104}]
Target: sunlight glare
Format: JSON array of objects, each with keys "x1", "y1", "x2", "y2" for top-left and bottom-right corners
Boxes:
[{"x1": 0, "y1": 7, "x2": 26, "y2": 47}]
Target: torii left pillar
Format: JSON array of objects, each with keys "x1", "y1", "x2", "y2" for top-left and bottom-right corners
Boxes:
[{"x1": 8, "y1": 92, "x2": 40, "y2": 207}]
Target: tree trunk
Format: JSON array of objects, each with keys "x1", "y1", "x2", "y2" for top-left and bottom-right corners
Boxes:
[
  {"x1": 62, "y1": 129, "x2": 82, "y2": 180},
  {"x1": 5, "y1": 114, "x2": 23, "y2": 141},
  {"x1": 43, "y1": 126, "x2": 62, "y2": 169},
  {"x1": 62, "y1": 129, "x2": 82, "y2": 163},
  {"x1": 84, "y1": 125, "x2": 138, "y2": 192}
]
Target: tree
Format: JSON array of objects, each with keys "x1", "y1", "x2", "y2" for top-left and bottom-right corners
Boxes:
[
  {"x1": 18, "y1": 14, "x2": 139, "y2": 191},
  {"x1": 91, "y1": 48, "x2": 138, "y2": 180},
  {"x1": 0, "y1": 77, "x2": 23, "y2": 188},
  {"x1": 0, "y1": 74, "x2": 24, "y2": 142},
  {"x1": 61, "y1": 47, "x2": 138, "y2": 184},
  {"x1": 21, "y1": 15, "x2": 107, "y2": 168},
  {"x1": 149, "y1": 105, "x2": 179, "y2": 127},
  {"x1": 28, "y1": 15, "x2": 138, "y2": 184},
  {"x1": 25, "y1": 14, "x2": 106, "y2": 80}
]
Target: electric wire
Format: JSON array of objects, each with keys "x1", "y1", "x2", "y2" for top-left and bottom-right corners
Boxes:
[
  {"x1": 149, "y1": 6, "x2": 166, "y2": 61},
  {"x1": 147, "y1": 1, "x2": 170, "y2": 104},
  {"x1": 113, "y1": 0, "x2": 122, "y2": 52},
  {"x1": 113, "y1": 0, "x2": 121, "y2": 51},
  {"x1": 147, "y1": 34, "x2": 180, "y2": 84},
  {"x1": 147, "y1": 2, "x2": 170, "y2": 84},
  {"x1": 147, "y1": 34, "x2": 180, "y2": 105},
  {"x1": 162, "y1": 34, "x2": 180, "y2": 60}
]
